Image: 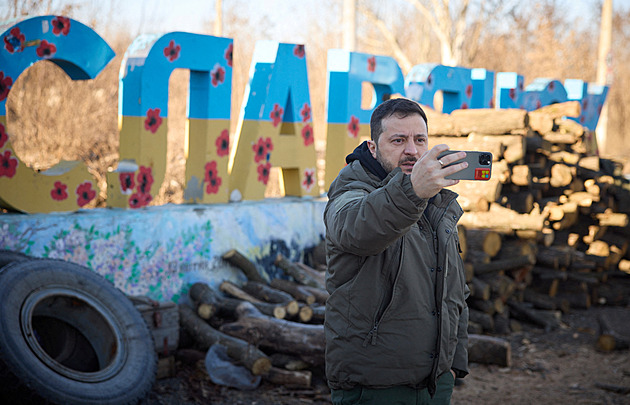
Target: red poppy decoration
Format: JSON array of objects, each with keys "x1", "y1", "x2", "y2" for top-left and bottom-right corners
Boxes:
[
  {"x1": 119, "y1": 172, "x2": 135, "y2": 193},
  {"x1": 270, "y1": 103, "x2": 284, "y2": 127},
  {"x1": 144, "y1": 108, "x2": 163, "y2": 133},
  {"x1": 163, "y1": 40, "x2": 181, "y2": 62},
  {"x1": 294, "y1": 44, "x2": 305, "y2": 58},
  {"x1": 129, "y1": 193, "x2": 143, "y2": 209},
  {"x1": 204, "y1": 161, "x2": 222, "y2": 194},
  {"x1": 536, "y1": 100, "x2": 542, "y2": 109},
  {"x1": 264, "y1": 137, "x2": 273, "y2": 152},
  {"x1": 257, "y1": 162, "x2": 272, "y2": 185},
  {"x1": 460, "y1": 102, "x2": 468, "y2": 109},
  {"x1": 367, "y1": 56, "x2": 376, "y2": 72},
  {"x1": 52, "y1": 16, "x2": 71, "y2": 36},
  {"x1": 302, "y1": 168, "x2": 315, "y2": 192},
  {"x1": 211, "y1": 64, "x2": 225, "y2": 87},
  {"x1": 215, "y1": 129, "x2": 230, "y2": 157},
  {"x1": 427, "y1": 74, "x2": 433, "y2": 87},
  {"x1": 4, "y1": 27, "x2": 25, "y2": 53},
  {"x1": 509, "y1": 88, "x2": 516, "y2": 100},
  {"x1": 137, "y1": 166, "x2": 154, "y2": 194},
  {"x1": 582, "y1": 99, "x2": 589, "y2": 110},
  {"x1": 0, "y1": 72, "x2": 13, "y2": 102},
  {"x1": 548, "y1": 81, "x2": 555, "y2": 91},
  {"x1": 0, "y1": 123, "x2": 7, "y2": 149},
  {"x1": 301, "y1": 124, "x2": 314, "y2": 147},
  {"x1": 300, "y1": 103, "x2": 311, "y2": 122},
  {"x1": 489, "y1": 98, "x2": 494, "y2": 108},
  {"x1": 465, "y1": 84, "x2": 472, "y2": 99},
  {"x1": 0, "y1": 150, "x2": 18, "y2": 178},
  {"x1": 347, "y1": 115, "x2": 360, "y2": 138},
  {"x1": 51, "y1": 181, "x2": 68, "y2": 201},
  {"x1": 36, "y1": 40, "x2": 56, "y2": 58},
  {"x1": 76, "y1": 182, "x2": 96, "y2": 207},
  {"x1": 252, "y1": 137, "x2": 268, "y2": 163},
  {"x1": 224, "y1": 43, "x2": 233, "y2": 67}
]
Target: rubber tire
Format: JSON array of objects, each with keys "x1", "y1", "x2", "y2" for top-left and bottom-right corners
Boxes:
[
  {"x1": 0, "y1": 259, "x2": 157, "y2": 405},
  {"x1": 0, "y1": 249, "x2": 31, "y2": 269}
]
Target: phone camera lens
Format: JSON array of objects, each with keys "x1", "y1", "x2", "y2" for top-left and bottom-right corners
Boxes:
[{"x1": 479, "y1": 154, "x2": 491, "y2": 165}]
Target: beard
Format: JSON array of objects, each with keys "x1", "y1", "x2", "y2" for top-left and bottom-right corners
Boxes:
[{"x1": 375, "y1": 148, "x2": 417, "y2": 174}]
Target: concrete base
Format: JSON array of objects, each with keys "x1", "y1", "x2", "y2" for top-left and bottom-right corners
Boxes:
[{"x1": 0, "y1": 197, "x2": 327, "y2": 302}]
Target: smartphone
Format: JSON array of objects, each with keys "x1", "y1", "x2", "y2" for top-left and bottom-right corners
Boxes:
[{"x1": 437, "y1": 150, "x2": 493, "y2": 181}]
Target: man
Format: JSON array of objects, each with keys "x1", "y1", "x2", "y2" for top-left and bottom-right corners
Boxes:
[{"x1": 324, "y1": 97, "x2": 470, "y2": 404}]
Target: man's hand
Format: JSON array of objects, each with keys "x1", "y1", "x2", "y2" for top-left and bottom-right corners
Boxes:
[{"x1": 409, "y1": 144, "x2": 467, "y2": 199}]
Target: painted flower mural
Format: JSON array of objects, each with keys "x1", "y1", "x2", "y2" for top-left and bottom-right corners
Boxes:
[
  {"x1": 294, "y1": 44, "x2": 305, "y2": 58},
  {"x1": 224, "y1": 43, "x2": 233, "y2": 67},
  {"x1": 252, "y1": 137, "x2": 273, "y2": 163},
  {"x1": 76, "y1": 182, "x2": 96, "y2": 207},
  {"x1": 52, "y1": 16, "x2": 71, "y2": 36},
  {"x1": 0, "y1": 150, "x2": 18, "y2": 178},
  {"x1": 204, "y1": 161, "x2": 222, "y2": 194},
  {"x1": 215, "y1": 129, "x2": 230, "y2": 157},
  {"x1": 270, "y1": 103, "x2": 284, "y2": 127},
  {"x1": 51, "y1": 181, "x2": 68, "y2": 201},
  {"x1": 163, "y1": 40, "x2": 181, "y2": 62},
  {"x1": 301, "y1": 124, "x2": 314, "y2": 147},
  {"x1": 302, "y1": 168, "x2": 315, "y2": 192},
  {"x1": 0, "y1": 123, "x2": 7, "y2": 148},
  {"x1": 211, "y1": 63, "x2": 225, "y2": 87},
  {"x1": 137, "y1": 166, "x2": 154, "y2": 194},
  {"x1": 4, "y1": 27, "x2": 25, "y2": 53},
  {"x1": 36, "y1": 40, "x2": 57, "y2": 58},
  {"x1": 0, "y1": 72, "x2": 13, "y2": 101},
  {"x1": 300, "y1": 103, "x2": 311, "y2": 122},
  {"x1": 119, "y1": 172, "x2": 135, "y2": 193},
  {"x1": 257, "y1": 162, "x2": 272, "y2": 185},
  {"x1": 144, "y1": 108, "x2": 163, "y2": 133},
  {"x1": 348, "y1": 115, "x2": 360, "y2": 138},
  {"x1": 367, "y1": 56, "x2": 376, "y2": 72}
]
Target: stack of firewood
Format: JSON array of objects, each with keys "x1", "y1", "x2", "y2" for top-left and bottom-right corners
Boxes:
[{"x1": 427, "y1": 102, "x2": 630, "y2": 351}]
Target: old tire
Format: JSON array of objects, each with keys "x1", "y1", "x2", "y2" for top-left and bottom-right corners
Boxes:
[
  {"x1": 0, "y1": 249, "x2": 31, "y2": 269},
  {"x1": 0, "y1": 259, "x2": 157, "y2": 404}
]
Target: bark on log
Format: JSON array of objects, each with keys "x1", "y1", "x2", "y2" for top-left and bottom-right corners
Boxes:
[
  {"x1": 269, "y1": 353, "x2": 310, "y2": 371},
  {"x1": 510, "y1": 165, "x2": 532, "y2": 186},
  {"x1": 220, "y1": 280, "x2": 264, "y2": 303},
  {"x1": 467, "y1": 334, "x2": 511, "y2": 367},
  {"x1": 263, "y1": 367, "x2": 312, "y2": 388},
  {"x1": 222, "y1": 249, "x2": 266, "y2": 283},
  {"x1": 295, "y1": 262, "x2": 327, "y2": 290},
  {"x1": 270, "y1": 278, "x2": 316, "y2": 304},
  {"x1": 450, "y1": 108, "x2": 529, "y2": 135},
  {"x1": 300, "y1": 285, "x2": 329, "y2": 305},
  {"x1": 460, "y1": 203, "x2": 545, "y2": 231},
  {"x1": 472, "y1": 253, "x2": 536, "y2": 276},
  {"x1": 506, "y1": 300, "x2": 562, "y2": 331},
  {"x1": 178, "y1": 304, "x2": 272, "y2": 375},
  {"x1": 219, "y1": 302, "x2": 325, "y2": 361},
  {"x1": 469, "y1": 309, "x2": 494, "y2": 332},
  {"x1": 275, "y1": 254, "x2": 323, "y2": 289},
  {"x1": 469, "y1": 277, "x2": 491, "y2": 300},
  {"x1": 241, "y1": 281, "x2": 295, "y2": 304},
  {"x1": 550, "y1": 163, "x2": 573, "y2": 188}
]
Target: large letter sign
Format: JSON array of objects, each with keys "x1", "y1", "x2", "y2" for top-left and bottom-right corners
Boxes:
[
  {"x1": 0, "y1": 16, "x2": 114, "y2": 213},
  {"x1": 109, "y1": 32, "x2": 233, "y2": 208},
  {"x1": 405, "y1": 64, "x2": 479, "y2": 113},
  {"x1": 229, "y1": 41, "x2": 318, "y2": 199},
  {"x1": 324, "y1": 50, "x2": 405, "y2": 188}
]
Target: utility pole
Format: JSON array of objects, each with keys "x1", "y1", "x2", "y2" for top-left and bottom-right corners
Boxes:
[
  {"x1": 343, "y1": 0, "x2": 357, "y2": 51},
  {"x1": 595, "y1": 0, "x2": 612, "y2": 155},
  {"x1": 214, "y1": 0, "x2": 223, "y2": 37}
]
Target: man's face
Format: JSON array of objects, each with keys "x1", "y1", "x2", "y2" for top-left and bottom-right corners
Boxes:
[{"x1": 368, "y1": 113, "x2": 428, "y2": 174}]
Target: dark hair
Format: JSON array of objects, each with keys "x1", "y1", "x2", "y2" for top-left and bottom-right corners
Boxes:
[{"x1": 370, "y1": 98, "x2": 428, "y2": 143}]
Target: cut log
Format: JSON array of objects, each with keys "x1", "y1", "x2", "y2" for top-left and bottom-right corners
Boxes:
[
  {"x1": 294, "y1": 262, "x2": 327, "y2": 289},
  {"x1": 467, "y1": 334, "x2": 511, "y2": 367},
  {"x1": 466, "y1": 229, "x2": 502, "y2": 258},
  {"x1": 178, "y1": 304, "x2": 272, "y2": 375},
  {"x1": 596, "y1": 313, "x2": 630, "y2": 352},
  {"x1": 269, "y1": 353, "x2": 310, "y2": 371},
  {"x1": 220, "y1": 280, "x2": 264, "y2": 303},
  {"x1": 510, "y1": 165, "x2": 532, "y2": 186},
  {"x1": 270, "y1": 278, "x2": 316, "y2": 304},
  {"x1": 506, "y1": 300, "x2": 562, "y2": 331},
  {"x1": 469, "y1": 277, "x2": 491, "y2": 300},
  {"x1": 222, "y1": 249, "x2": 266, "y2": 283},
  {"x1": 549, "y1": 163, "x2": 573, "y2": 188},
  {"x1": 300, "y1": 285, "x2": 329, "y2": 305},
  {"x1": 469, "y1": 309, "x2": 494, "y2": 332},
  {"x1": 460, "y1": 203, "x2": 546, "y2": 232},
  {"x1": 263, "y1": 367, "x2": 312, "y2": 388},
  {"x1": 450, "y1": 108, "x2": 529, "y2": 135},
  {"x1": 219, "y1": 302, "x2": 325, "y2": 362},
  {"x1": 536, "y1": 246, "x2": 572, "y2": 270},
  {"x1": 275, "y1": 254, "x2": 323, "y2": 289},
  {"x1": 472, "y1": 253, "x2": 536, "y2": 276},
  {"x1": 241, "y1": 281, "x2": 295, "y2": 304}
]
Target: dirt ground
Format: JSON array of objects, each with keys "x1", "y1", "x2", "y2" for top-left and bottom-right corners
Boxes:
[{"x1": 144, "y1": 305, "x2": 630, "y2": 405}]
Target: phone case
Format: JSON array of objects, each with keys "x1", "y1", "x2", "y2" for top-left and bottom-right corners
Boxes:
[{"x1": 437, "y1": 151, "x2": 493, "y2": 181}]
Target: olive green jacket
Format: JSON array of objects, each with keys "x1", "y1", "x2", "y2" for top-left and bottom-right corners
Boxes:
[{"x1": 324, "y1": 160, "x2": 470, "y2": 397}]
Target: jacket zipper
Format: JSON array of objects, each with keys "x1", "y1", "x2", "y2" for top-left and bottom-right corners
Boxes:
[{"x1": 362, "y1": 237, "x2": 406, "y2": 347}]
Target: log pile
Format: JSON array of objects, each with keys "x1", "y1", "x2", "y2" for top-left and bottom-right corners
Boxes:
[{"x1": 428, "y1": 102, "x2": 630, "y2": 347}]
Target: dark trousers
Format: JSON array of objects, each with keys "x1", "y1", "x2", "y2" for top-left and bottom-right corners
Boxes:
[{"x1": 330, "y1": 372, "x2": 455, "y2": 405}]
